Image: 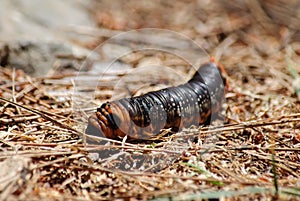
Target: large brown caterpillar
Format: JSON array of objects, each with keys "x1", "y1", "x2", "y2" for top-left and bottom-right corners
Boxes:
[{"x1": 86, "y1": 61, "x2": 227, "y2": 140}]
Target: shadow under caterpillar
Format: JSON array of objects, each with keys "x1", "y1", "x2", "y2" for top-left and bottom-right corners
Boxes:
[{"x1": 86, "y1": 61, "x2": 227, "y2": 140}]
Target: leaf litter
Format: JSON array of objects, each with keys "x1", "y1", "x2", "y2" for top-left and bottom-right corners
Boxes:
[{"x1": 0, "y1": 0, "x2": 300, "y2": 200}]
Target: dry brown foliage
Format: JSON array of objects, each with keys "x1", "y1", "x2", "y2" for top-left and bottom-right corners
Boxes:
[{"x1": 1, "y1": 0, "x2": 300, "y2": 200}]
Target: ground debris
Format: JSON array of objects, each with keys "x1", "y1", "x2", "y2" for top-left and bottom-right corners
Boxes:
[{"x1": 1, "y1": 1, "x2": 300, "y2": 200}]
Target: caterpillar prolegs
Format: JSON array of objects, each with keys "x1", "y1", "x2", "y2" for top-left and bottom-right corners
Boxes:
[{"x1": 86, "y1": 62, "x2": 227, "y2": 140}]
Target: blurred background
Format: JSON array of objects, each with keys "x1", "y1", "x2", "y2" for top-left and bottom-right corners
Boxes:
[{"x1": 0, "y1": 0, "x2": 299, "y2": 75}]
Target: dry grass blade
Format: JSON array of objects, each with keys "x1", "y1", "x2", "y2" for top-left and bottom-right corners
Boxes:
[
  {"x1": 170, "y1": 113, "x2": 300, "y2": 139},
  {"x1": 0, "y1": 97, "x2": 82, "y2": 136}
]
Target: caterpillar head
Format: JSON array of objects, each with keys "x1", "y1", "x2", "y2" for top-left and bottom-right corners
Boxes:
[{"x1": 85, "y1": 102, "x2": 128, "y2": 140}]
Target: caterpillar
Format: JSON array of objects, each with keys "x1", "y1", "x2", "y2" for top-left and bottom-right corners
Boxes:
[{"x1": 86, "y1": 61, "x2": 227, "y2": 140}]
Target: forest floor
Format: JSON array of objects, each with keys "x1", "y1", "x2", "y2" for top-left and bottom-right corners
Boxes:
[{"x1": 0, "y1": 0, "x2": 300, "y2": 200}]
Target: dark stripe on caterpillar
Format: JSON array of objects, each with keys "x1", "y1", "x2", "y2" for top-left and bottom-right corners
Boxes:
[{"x1": 86, "y1": 61, "x2": 227, "y2": 140}]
